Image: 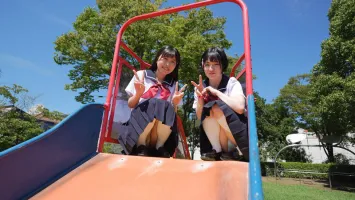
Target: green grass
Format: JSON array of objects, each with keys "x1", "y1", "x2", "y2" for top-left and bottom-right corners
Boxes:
[{"x1": 263, "y1": 181, "x2": 355, "y2": 200}]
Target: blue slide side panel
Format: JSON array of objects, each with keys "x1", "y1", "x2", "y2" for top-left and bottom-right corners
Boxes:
[
  {"x1": 247, "y1": 95, "x2": 264, "y2": 200},
  {"x1": 0, "y1": 103, "x2": 104, "y2": 200}
]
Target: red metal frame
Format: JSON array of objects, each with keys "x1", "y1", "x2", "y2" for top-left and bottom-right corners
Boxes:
[
  {"x1": 176, "y1": 116, "x2": 191, "y2": 159},
  {"x1": 95, "y1": 1, "x2": 265, "y2": 199},
  {"x1": 119, "y1": 57, "x2": 136, "y2": 71},
  {"x1": 236, "y1": 68, "x2": 246, "y2": 80},
  {"x1": 106, "y1": 60, "x2": 123, "y2": 138},
  {"x1": 98, "y1": 0, "x2": 254, "y2": 157},
  {"x1": 120, "y1": 42, "x2": 150, "y2": 69},
  {"x1": 230, "y1": 53, "x2": 245, "y2": 77}
]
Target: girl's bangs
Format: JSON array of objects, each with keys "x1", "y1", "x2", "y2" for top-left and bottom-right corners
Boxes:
[
  {"x1": 204, "y1": 51, "x2": 221, "y2": 63},
  {"x1": 160, "y1": 49, "x2": 177, "y2": 58}
]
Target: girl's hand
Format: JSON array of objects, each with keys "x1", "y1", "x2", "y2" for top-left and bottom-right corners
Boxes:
[
  {"x1": 191, "y1": 74, "x2": 204, "y2": 92},
  {"x1": 133, "y1": 70, "x2": 145, "y2": 96},
  {"x1": 202, "y1": 86, "x2": 219, "y2": 96},
  {"x1": 172, "y1": 81, "x2": 187, "y2": 106},
  {"x1": 191, "y1": 74, "x2": 205, "y2": 104}
]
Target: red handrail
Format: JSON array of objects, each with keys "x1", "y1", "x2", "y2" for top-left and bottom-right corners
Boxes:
[
  {"x1": 120, "y1": 42, "x2": 150, "y2": 68},
  {"x1": 106, "y1": 60, "x2": 123, "y2": 139},
  {"x1": 176, "y1": 116, "x2": 191, "y2": 159},
  {"x1": 106, "y1": 56, "x2": 139, "y2": 137},
  {"x1": 236, "y1": 68, "x2": 246, "y2": 80},
  {"x1": 119, "y1": 56, "x2": 138, "y2": 71},
  {"x1": 230, "y1": 53, "x2": 245, "y2": 77}
]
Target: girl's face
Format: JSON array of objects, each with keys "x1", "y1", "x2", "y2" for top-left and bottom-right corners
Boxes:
[
  {"x1": 156, "y1": 55, "x2": 177, "y2": 76},
  {"x1": 203, "y1": 59, "x2": 222, "y2": 80}
]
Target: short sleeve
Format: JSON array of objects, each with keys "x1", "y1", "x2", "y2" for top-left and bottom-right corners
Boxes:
[{"x1": 228, "y1": 77, "x2": 246, "y2": 98}]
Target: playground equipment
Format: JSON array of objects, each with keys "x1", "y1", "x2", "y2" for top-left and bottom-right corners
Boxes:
[{"x1": 0, "y1": 0, "x2": 263, "y2": 199}]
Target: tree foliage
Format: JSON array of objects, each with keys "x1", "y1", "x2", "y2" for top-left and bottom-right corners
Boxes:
[
  {"x1": 54, "y1": 0, "x2": 234, "y2": 105},
  {"x1": 0, "y1": 84, "x2": 37, "y2": 110},
  {"x1": 0, "y1": 85, "x2": 43, "y2": 151},
  {"x1": 54, "y1": 0, "x2": 242, "y2": 153},
  {"x1": 307, "y1": 0, "x2": 355, "y2": 162},
  {"x1": 256, "y1": 0, "x2": 355, "y2": 163},
  {"x1": 0, "y1": 109, "x2": 43, "y2": 151},
  {"x1": 255, "y1": 91, "x2": 311, "y2": 162},
  {"x1": 29, "y1": 104, "x2": 68, "y2": 121}
]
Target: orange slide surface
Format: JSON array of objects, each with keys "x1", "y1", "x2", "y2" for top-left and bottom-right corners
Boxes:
[{"x1": 31, "y1": 153, "x2": 248, "y2": 200}]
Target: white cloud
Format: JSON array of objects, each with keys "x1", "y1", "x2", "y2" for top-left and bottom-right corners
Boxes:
[{"x1": 0, "y1": 54, "x2": 53, "y2": 76}]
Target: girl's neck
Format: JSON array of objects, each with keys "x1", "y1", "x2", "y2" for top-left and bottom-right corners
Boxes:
[
  {"x1": 209, "y1": 74, "x2": 222, "y2": 88},
  {"x1": 155, "y1": 70, "x2": 165, "y2": 83}
]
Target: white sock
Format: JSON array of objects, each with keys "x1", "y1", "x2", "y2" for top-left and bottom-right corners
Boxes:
[
  {"x1": 155, "y1": 121, "x2": 172, "y2": 149},
  {"x1": 202, "y1": 117, "x2": 222, "y2": 153}
]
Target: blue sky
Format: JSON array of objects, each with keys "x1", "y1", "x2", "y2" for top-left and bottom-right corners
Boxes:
[{"x1": 0, "y1": 0, "x2": 331, "y2": 114}]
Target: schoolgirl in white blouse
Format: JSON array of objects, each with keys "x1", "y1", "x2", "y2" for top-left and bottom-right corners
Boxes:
[
  {"x1": 192, "y1": 47, "x2": 249, "y2": 161},
  {"x1": 118, "y1": 46, "x2": 186, "y2": 158}
]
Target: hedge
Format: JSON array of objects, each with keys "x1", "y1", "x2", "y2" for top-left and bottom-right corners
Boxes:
[{"x1": 260, "y1": 162, "x2": 355, "y2": 181}]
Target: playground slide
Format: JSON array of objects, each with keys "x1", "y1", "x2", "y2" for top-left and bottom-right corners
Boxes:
[
  {"x1": 31, "y1": 154, "x2": 248, "y2": 200},
  {"x1": 0, "y1": 103, "x2": 105, "y2": 200},
  {"x1": 0, "y1": 103, "x2": 248, "y2": 200}
]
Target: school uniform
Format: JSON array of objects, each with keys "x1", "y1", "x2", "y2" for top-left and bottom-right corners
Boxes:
[
  {"x1": 192, "y1": 74, "x2": 249, "y2": 161},
  {"x1": 118, "y1": 69, "x2": 179, "y2": 156}
]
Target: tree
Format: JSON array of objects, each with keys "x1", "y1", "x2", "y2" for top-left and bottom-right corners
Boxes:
[
  {"x1": 54, "y1": 0, "x2": 240, "y2": 134},
  {"x1": 270, "y1": 73, "x2": 354, "y2": 163},
  {"x1": 28, "y1": 104, "x2": 68, "y2": 121},
  {"x1": 255, "y1": 87, "x2": 311, "y2": 162},
  {"x1": 185, "y1": 111, "x2": 200, "y2": 160},
  {"x1": 0, "y1": 84, "x2": 37, "y2": 111},
  {"x1": 0, "y1": 109, "x2": 43, "y2": 151},
  {"x1": 54, "y1": 0, "x2": 233, "y2": 104},
  {"x1": 308, "y1": 0, "x2": 355, "y2": 162},
  {"x1": 54, "y1": 0, "x2": 241, "y2": 156},
  {"x1": 266, "y1": 0, "x2": 355, "y2": 163},
  {"x1": 0, "y1": 85, "x2": 43, "y2": 151}
]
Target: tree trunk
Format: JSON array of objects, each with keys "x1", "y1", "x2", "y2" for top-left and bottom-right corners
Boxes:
[
  {"x1": 191, "y1": 148, "x2": 195, "y2": 160},
  {"x1": 326, "y1": 144, "x2": 335, "y2": 163},
  {"x1": 183, "y1": 92, "x2": 192, "y2": 123}
]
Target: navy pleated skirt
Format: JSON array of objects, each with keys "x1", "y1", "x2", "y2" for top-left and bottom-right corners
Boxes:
[
  {"x1": 200, "y1": 99, "x2": 249, "y2": 161},
  {"x1": 117, "y1": 98, "x2": 178, "y2": 156}
]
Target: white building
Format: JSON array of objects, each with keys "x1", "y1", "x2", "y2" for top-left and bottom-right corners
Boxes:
[{"x1": 297, "y1": 132, "x2": 355, "y2": 164}]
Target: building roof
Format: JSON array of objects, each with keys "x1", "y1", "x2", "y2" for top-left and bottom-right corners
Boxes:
[{"x1": 1, "y1": 105, "x2": 60, "y2": 124}]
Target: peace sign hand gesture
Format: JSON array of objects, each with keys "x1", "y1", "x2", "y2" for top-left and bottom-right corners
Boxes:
[
  {"x1": 191, "y1": 74, "x2": 205, "y2": 101},
  {"x1": 172, "y1": 81, "x2": 187, "y2": 107},
  {"x1": 191, "y1": 74, "x2": 204, "y2": 92},
  {"x1": 133, "y1": 70, "x2": 145, "y2": 96}
]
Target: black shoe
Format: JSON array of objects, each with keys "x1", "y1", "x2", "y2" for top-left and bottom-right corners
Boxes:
[
  {"x1": 220, "y1": 150, "x2": 243, "y2": 161},
  {"x1": 201, "y1": 149, "x2": 221, "y2": 161},
  {"x1": 136, "y1": 145, "x2": 149, "y2": 156},
  {"x1": 157, "y1": 147, "x2": 170, "y2": 158}
]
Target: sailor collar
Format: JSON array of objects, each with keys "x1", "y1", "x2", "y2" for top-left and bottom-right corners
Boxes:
[
  {"x1": 144, "y1": 69, "x2": 174, "y2": 87},
  {"x1": 203, "y1": 73, "x2": 230, "y2": 93}
]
